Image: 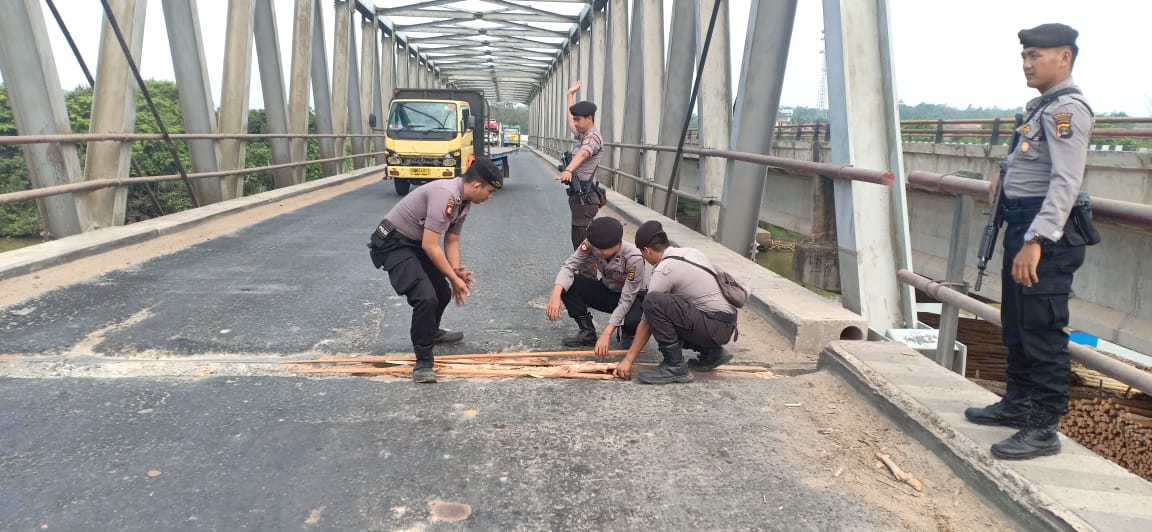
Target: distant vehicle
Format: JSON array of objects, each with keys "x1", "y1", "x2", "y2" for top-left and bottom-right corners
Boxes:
[
  {"x1": 501, "y1": 126, "x2": 521, "y2": 147},
  {"x1": 372, "y1": 88, "x2": 510, "y2": 195},
  {"x1": 484, "y1": 118, "x2": 501, "y2": 146}
]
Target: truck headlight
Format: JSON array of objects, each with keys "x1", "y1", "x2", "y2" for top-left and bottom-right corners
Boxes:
[
  {"x1": 442, "y1": 157, "x2": 456, "y2": 167},
  {"x1": 388, "y1": 156, "x2": 402, "y2": 165}
]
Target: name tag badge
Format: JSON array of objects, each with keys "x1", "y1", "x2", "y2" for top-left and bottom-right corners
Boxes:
[{"x1": 1020, "y1": 141, "x2": 1030, "y2": 153}]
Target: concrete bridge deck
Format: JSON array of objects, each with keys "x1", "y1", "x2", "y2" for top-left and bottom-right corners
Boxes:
[{"x1": 1, "y1": 151, "x2": 1150, "y2": 530}]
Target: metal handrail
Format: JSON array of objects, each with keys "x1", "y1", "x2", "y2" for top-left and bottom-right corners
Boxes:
[
  {"x1": 898, "y1": 269, "x2": 1152, "y2": 395},
  {"x1": 907, "y1": 171, "x2": 1152, "y2": 230},
  {"x1": 0, "y1": 132, "x2": 380, "y2": 145},
  {"x1": 0, "y1": 150, "x2": 386, "y2": 206}
]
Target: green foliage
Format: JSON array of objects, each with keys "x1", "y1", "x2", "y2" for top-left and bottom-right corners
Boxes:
[{"x1": 489, "y1": 101, "x2": 531, "y2": 133}]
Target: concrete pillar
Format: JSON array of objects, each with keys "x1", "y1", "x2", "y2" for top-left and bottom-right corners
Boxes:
[
  {"x1": 345, "y1": 13, "x2": 366, "y2": 169},
  {"x1": 578, "y1": 28, "x2": 590, "y2": 97},
  {"x1": 380, "y1": 31, "x2": 395, "y2": 99},
  {"x1": 716, "y1": 0, "x2": 796, "y2": 257},
  {"x1": 331, "y1": 0, "x2": 350, "y2": 161},
  {"x1": 254, "y1": 0, "x2": 294, "y2": 189},
  {"x1": 310, "y1": 0, "x2": 338, "y2": 176},
  {"x1": 696, "y1": 0, "x2": 731, "y2": 237},
  {"x1": 85, "y1": 0, "x2": 147, "y2": 228},
  {"x1": 287, "y1": 0, "x2": 312, "y2": 184},
  {"x1": 652, "y1": 0, "x2": 697, "y2": 217},
  {"x1": 368, "y1": 22, "x2": 383, "y2": 165},
  {"x1": 219, "y1": 0, "x2": 256, "y2": 200},
  {"x1": 361, "y1": 17, "x2": 376, "y2": 144},
  {"x1": 590, "y1": 7, "x2": 607, "y2": 103},
  {"x1": 162, "y1": 0, "x2": 223, "y2": 204},
  {"x1": 397, "y1": 42, "x2": 409, "y2": 87},
  {"x1": 616, "y1": 0, "x2": 647, "y2": 200},
  {"x1": 640, "y1": 0, "x2": 665, "y2": 200},
  {"x1": 0, "y1": 0, "x2": 84, "y2": 238},
  {"x1": 823, "y1": 0, "x2": 916, "y2": 331},
  {"x1": 604, "y1": 0, "x2": 629, "y2": 188}
]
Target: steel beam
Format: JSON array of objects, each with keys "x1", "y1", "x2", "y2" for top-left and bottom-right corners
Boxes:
[
  {"x1": 0, "y1": 0, "x2": 84, "y2": 237},
  {"x1": 603, "y1": 0, "x2": 628, "y2": 188},
  {"x1": 716, "y1": 0, "x2": 796, "y2": 257},
  {"x1": 162, "y1": 0, "x2": 223, "y2": 204},
  {"x1": 590, "y1": 6, "x2": 607, "y2": 103},
  {"x1": 287, "y1": 0, "x2": 313, "y2": 184},
  {"x1": 86, "y1": 0, "x2": 147, "y2": 228},
  {"x1": 651, "y1": 0, "x2": 696, "y2": 216},
  {"x1": 254, "y1": 0, "x2": 294, "y2": 188},
  {"x1": 346, "y1": 9, "x2": 366, "y2": 169},
  {"x1": 616, "y1": 0, "x2": 647, "y2": 200},
  {"x1": 696, "y1": 0, "x2": 731, "y2": 237},
  {"x1": 640, "y1": 0, "x2": 665, "y2": 201},
  {"x1": 311, "y1": 0, "x2": 338, "y2": 176},
  {"x1": 822, "y1": 0, "x2": 916, "y2": 331},
  {"x1": 331, "y1": 0, "x2": 351, "y2": 161},
  {"x1": 219, "y1": 0, "x2": 256, "y2": 200}
]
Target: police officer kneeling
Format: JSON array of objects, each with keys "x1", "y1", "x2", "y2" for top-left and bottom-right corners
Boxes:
[
  {"x1": 367, "y1": 158, "x2": 503, "y2": 383},
  {"x1": 615, "y1": 221, "x2": 737, "y2": 383}
]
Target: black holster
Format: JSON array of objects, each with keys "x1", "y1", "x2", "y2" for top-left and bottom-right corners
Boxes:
[{"x1": 1064, "y1": 192, "x2": 1102, "y2": 246}]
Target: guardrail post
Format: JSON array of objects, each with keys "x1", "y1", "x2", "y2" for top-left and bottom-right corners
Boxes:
[
  {"x1": 936, "y1": 171, "x2": 978, "y2": 373},
  {"x1": 934, "y1": 119, "x2": 944, "y2": 144},
  {"x1": 989, "y1": 117, "x2": 1002, "y2": 146}
]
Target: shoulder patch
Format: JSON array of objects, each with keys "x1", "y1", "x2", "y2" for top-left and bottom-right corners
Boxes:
[
  {"x1": 582, "y1": 137, "x2": 592, "y2": 145},
  {"x1": 444, "y1": 197, "x2": 457, "y2": 217},
  {"x1": 627, "y1": 266, "x2": 637, "y2": 281},
  {"x1": 1019, "y1": 124, "x2": 1031, "y2": 135},
  {"x1": 579, "y1": 242, "x2": 589, "y2": 253},
  {"x1": 1053, "y1": 112, "x2": 1074, "y2": 139}
]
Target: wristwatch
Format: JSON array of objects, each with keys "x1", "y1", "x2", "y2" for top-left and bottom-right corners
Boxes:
[{"x1": 1023, "y1": 230, "x2": 1044, "y2": 245}]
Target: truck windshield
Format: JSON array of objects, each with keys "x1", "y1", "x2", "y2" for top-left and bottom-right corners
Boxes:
[{"x1": 387, "y1": 102, "x2": 459, "y2": 140}]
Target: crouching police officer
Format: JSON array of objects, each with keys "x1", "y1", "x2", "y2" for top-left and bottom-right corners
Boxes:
[
  {"x1": 963, "y1": 23, "x2": 1099, "y2": 459},
  {"x1": 615, "y1": 221, "x2": 737, "y2": 384},
  {"x1": 546, "y1": 217, "x2": 646, "y2": 356},
  {"x1": 368, "y1": 158, "x2": 503, "y2": 383}
]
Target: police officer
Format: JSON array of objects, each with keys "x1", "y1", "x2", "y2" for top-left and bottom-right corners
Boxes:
[
  {"x1": 964, "y1": 23, "x2": 1097, "y2": 459},
  {"x1": 546, "y1": 217, "x2": 646, "y2": 356},
  {"x1": 615, "y1": 221, "x2": 737, "y2": 384},
  {"x1": 367, "y1": 158, "x2": 504, "y2": 383},
  {"x1": 555, "y1": 80, "x2": 605, "y2": 250}
]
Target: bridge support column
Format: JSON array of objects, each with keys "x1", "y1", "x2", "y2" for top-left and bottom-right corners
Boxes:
[
  {"x1": 0, "y1": 0, "x2": 85, "y2": 238},
  {"x1": 331, "y1": 0, "x2": 351, "y2": 163},
  {"x1": 602, "y1": 0, "x2": 629, "y2": 189},
  {"x1": 254, "y1": 0, "x2": 294, "y2": 189},
  {"x1": 310, "y1": 0, "x2": 338, "y2": 176},
  {"x1": 696, "y1": 0, "x2": 732, "y2": 238},
  {"x1": 343, "y1": 7, "x2": 365, "y2": 170},
  {"x1": 640, "y1": 0, "x2": 664, "y2": 204},
  {"x1": 365, "y1": 16, "x2": 382, "y2": 166},
  {"x1": 716, "y1": 0, "x2": 797, "y2": 258},
  {"x1": 590, "y1": 6, "x2": 606, "y2": 104},
  {"x1": 287, "y1": 0, "x2": 313, "y2": 185},
  {"x1": 822, "y1": 0, "x2": 916, "y2": 331},
  {"x1": 163, "y1": 0, "x2": 224, "y2": 205},
  {"x1": 397, "y1": 42, "x2": 409, "y2": 88},
  {"x1": 617, "y1": 0, "x2": 647, "y2": 200},
  {"x1": 86, "y1": 0, "x2": 148, "y2": 228},
  {"x1": 652, "y1": 0, "x2": 697, "y2": 218},
  {"x1": 219, "y1": 0, "x2": 256, "y2": 201}
]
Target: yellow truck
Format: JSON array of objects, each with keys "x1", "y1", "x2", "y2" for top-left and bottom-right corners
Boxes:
[{"x1": 372, "y1": 89, "x2": 508, "y2": 195}]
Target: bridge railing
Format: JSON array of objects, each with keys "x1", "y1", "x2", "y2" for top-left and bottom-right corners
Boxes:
[
  {"x1": 770, "y1": 117, "x2": 1152, "y2": 146},
  {"x1": 0, "y1": 133, "x2": 382, "y2": 206}
]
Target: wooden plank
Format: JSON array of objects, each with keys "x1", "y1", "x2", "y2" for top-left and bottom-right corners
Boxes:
[{"x1": 281, "y1": 349, "x2": 629, "y2": 365}]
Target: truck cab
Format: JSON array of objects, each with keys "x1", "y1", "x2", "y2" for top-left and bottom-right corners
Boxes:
[
  {"x1": 381, "y1": 89, "x2": 488, "y2": 195},
  {"x1": 501, "y1": 126, "x2": 521, "y2": 147}
]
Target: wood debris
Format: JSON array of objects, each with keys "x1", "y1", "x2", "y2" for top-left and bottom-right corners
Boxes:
[
  {"x1": 283, "y1": 350, "x2": 777, "y2": 381},
  {"x1": 875, "y1": 452, "x2": 923, "y2": 492}
]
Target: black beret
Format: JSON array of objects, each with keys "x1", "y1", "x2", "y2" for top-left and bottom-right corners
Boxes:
[
  {"x1": 569, "y1": 101, "x2": 597, "y2": 117},
  {"x1": 469, "y1": 157, "x2": 503, "y2": 188},
  {"x1": 634, "y1": 220, "x2": 666, "y2": 249},
  {"x1": 586, "y1": 217, "x2": 623, "y2": 249},
  {"x1": 1019, "y1": 23, "x2": 1078, "y2": 50}
]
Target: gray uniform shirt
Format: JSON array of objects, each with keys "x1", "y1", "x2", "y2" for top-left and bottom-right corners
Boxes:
[
  {"x1": 572, "y1": 126, "x2": 604, "y2": 183},
  {"x1": 649, "y1": 247, "x2": 736, "y2": 314},
  {"x1": 554, "y1": 240, "x2": 645, "y2": 327},
  {"x1": 1003, "y1": 77, "x2": 1093, "y2": 241},
  {"x1": 384, "y1": 178, "x2": 471, "y2": 240}
]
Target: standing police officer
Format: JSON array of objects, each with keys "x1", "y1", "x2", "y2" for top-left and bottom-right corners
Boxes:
[
  {"x1": 963, "y1": 23, "x2": 1097, "y2": 459},
  {"x1": 546, "y1": 217, "x2": 646, "y2": 356},
  {"x1": 555, "y1": 80, "x2": 605, "y2": 250},
  {"x1": 615, "y1": 221, "x2": 737, "y2": 384},
  {"x1": 368, "y1": 158, "x2": 504, "y2": 383}
]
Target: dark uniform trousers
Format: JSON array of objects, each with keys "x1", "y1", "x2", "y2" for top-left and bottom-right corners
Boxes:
[
  {"x1": 369, "y1": 234, "x2": 452, "y2": 348},
  {"x1": 642, "y1": 291, "x2": 735, "y2": 350},
  {"x1": 1001, "y1": 197, "x2": 1086, "y2": 417},
  {"x1": 562, "y1": 275, "x2": 645, "y2": 335}
]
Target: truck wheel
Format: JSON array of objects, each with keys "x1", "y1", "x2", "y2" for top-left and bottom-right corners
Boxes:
[{"x1": 394, "y1": 179, "x2": 411, "y2": 196}]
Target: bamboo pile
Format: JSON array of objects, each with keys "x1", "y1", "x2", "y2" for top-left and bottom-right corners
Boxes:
[
  {"x1": 1062, "y1": 397, "x2": 1152, "y2": 481},
  {"x1": 282, "y1": 350, "x2": 777, "y2": 381}
]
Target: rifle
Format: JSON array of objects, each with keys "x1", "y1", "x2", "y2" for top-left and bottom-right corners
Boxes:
[
  {"x1": 558, "y1": 150, "x2": 591, "y2": 204},
  {"x1": 974, "y1": 113, "x2": 1023, "y2": 291}
]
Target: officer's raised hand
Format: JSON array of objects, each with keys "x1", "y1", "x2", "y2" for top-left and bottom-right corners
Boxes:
[{"x1": 568, "y1": 80, "x2": 581, "y2": 94}]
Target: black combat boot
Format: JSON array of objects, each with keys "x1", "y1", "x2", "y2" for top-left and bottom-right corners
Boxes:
[
  {"x1": 433, "y1": 328, "x2": 464, "y2": 345},
  {"x1": 687, "y1": 346, "x2": 734, "y2": 371},
  {"x1": 562, "y1": 314, "x2": 597, "y2": 347},
  {"x1": 964, "y1": 392, "x2": 1031, "y2": 429},
  {"x1": 411, "y1": 344, "x2": 437, "y2": 384},
  {"x1": 990, "y1": 409, "x2": 1061, "y2": 460},
  {"x1": 638, "y1": 341, "x2": 694, "y2": 384}
]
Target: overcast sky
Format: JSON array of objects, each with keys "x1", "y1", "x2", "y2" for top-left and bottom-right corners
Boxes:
[{"x1": 6, "y1": 0, "x2": 1151, "y2": 116}]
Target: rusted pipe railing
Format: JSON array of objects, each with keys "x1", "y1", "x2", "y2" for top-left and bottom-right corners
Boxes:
[
  {"x1": 898, "y1": 269, "x2": 1152, "y2": 395},
  {"x1": 0, "y1": 151, "x2": 386, "y2": 205},
  {"x1": 598, "y1": 166, "x2": 719, "y2": 205},
  {"x1": 907, "y1": 170, "x2": 1152, "y2": 230},
  {"x1": 0, "y1": 132, "x2": 380, "y2": 145},
  {"x1": 605, "y1": 141, "x2": 895, "y2": 186}
]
